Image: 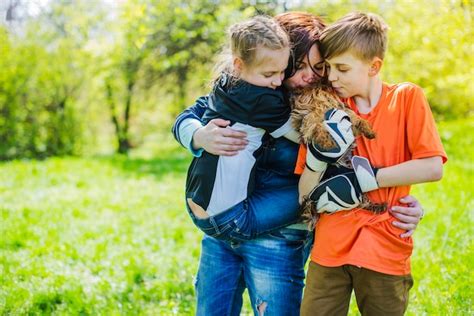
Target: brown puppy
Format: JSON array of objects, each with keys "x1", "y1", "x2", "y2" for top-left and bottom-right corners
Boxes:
[
  {"x1": 291, "y1": 84, "x2": 386, "y2": 219},
  {"x1": 291, "y1": 83, "x2": 375, "y2": 150}
]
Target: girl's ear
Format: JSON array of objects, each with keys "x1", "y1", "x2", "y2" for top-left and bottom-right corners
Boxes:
[
  {"x1": 233, "y1": 56, "x2": 244, "y2": 74},
  {"x1": 369, "y1": 57, "x2": 383, "y2": 77}
]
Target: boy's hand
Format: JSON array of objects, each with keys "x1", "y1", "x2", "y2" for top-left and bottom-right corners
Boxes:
[
  {"x1": 308, "y1": 155, "x2": 381, "y2": 213},
  {"x1": 308, "y1": 172, "x2": 362, "y2": 213},
  {"x1": 306, "y1": 109, "x2": 355, "y2": 172}
]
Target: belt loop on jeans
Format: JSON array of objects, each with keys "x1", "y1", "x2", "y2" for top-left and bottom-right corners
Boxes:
[{"x1": 209, "y1": 217, "x2": 220, "y2": 234}]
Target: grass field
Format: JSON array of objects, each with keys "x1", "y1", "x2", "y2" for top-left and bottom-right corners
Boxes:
[{"x1": 1, "y1": 119, "x2": 473, "y2": 315}]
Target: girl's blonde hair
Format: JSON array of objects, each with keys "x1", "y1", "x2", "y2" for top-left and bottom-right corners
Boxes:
[{"x1": 213, "y1": 15, "x2": 290, "y2": 82}]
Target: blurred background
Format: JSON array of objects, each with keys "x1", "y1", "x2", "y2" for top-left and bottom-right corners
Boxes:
[{"x1": 0, "y1": 0, "x2": 472, "y2": 315}]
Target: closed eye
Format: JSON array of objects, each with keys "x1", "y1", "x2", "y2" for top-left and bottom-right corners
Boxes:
[
  {"x1": 295, "y1": 62, "x2": 305, "y2": 70},
  {"x1": 336, "y1": 65, "x2": 350, "y2": 72},
  {"x1": 313, "y1": 62, "x2": 325, "y2": 71}
]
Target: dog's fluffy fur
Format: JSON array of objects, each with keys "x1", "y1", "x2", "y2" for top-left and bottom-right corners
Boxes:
[
  {"x1": 291, "y1": 84, "x2": 376, "y2": 148},
  {"x1": 290, "y1": 84, "x2": 386, "y2": 223}
]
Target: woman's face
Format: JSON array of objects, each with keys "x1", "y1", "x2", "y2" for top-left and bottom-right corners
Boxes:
[{"x1": 283, "y1": 44, "x2": 325, "y2": 91}]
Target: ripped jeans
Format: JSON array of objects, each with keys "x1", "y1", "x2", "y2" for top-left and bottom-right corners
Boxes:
[{"x1": 195, "y1": 228, "x2": 313, "y2": 316}]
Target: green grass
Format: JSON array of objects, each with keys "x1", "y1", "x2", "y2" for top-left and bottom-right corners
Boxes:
[{"x1": 1, "y1": 120, "x2": 473, "y2": 315}]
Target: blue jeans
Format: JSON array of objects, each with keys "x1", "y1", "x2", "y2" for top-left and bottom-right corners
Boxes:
[
  {"x1": 188, "y1": 137, "x2": 302, "y2": 241},
  {"x1": 187, "y1": 183, "x2": 301, "y2": 241},
  {"x1": 194, "y1": 137, "x2": 312, "y2": 315},
  {"x1": 195, "y1": 228, "x2": 313, "y2": 316}
]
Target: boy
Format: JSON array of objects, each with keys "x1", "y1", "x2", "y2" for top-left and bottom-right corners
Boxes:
[{"x1": 298, "y1": 12, "x2": 447, "y2": 315}]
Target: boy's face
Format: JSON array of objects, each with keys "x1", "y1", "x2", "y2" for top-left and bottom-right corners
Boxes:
[
  {"x1": 239, "y1": 46, "x2": 290, "y2": 90},
  {"x1": 325, "y1": 51, "x2": 373, "y2": 99}
]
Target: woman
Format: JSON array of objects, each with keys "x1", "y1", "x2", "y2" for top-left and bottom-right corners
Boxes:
[{"x1": 172, "y1": 12, "x2": 423, "y2": 316}]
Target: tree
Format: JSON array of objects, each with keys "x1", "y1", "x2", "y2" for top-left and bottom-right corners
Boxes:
[
  {"x1": 100, "y1": 0, "x2": 151, "y2": 154},
  {"x1": 0, "y1": 0, "x2": 107, "y2": 159}
]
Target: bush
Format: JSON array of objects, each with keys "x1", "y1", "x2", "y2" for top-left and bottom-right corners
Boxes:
[{"x1": 0, "y1": 28, "x2": 82, "y2": 160}]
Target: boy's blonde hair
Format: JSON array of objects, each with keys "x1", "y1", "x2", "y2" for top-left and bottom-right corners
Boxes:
[
  {"x1": 320, "y1": 12, "x2": 388, "y2": 62},
  {"x1": 214, "y1": 16, "x2": 290, "y2": 79}
]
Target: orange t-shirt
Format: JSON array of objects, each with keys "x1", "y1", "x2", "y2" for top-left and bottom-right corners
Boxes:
[{"x1": 294, "y1": 82, "x2": 447, "y2": 275}]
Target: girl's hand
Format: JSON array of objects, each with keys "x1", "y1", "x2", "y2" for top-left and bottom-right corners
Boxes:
[
  {"x1": 390, "y1": 195, "x2": 424, "y2": 238},
  {"x1": 193, "y1": 119, "x2": 248, "y2": 156}
]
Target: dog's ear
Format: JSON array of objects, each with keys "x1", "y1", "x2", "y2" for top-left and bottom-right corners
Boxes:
[
  {"x1": 301, "y1": 110, "x2": 325, "y2": 145},
  {"x1": 352, "y1": 117, "x2": 376, "y2": 139},
  {"x1": 291, "y1": 93, "x2": 312, "y2": 133},
  {"x1": 291, "y1": 108, "x2": 306, "y2": 132}
]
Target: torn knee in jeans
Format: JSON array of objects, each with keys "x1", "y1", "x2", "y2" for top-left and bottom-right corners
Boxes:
[{"x1": 257, "y1": 301, "x2": 267, "y2": 315}]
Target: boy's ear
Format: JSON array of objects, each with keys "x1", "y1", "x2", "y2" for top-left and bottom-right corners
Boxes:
[
  {"x1": 368, "y1": 57, "x2": 383, "y2": 77},
  {"x1": 233, "y1": 57, "x2": 244, "y2": 74}
]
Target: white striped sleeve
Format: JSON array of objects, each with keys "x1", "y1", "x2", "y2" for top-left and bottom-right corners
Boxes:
[
  {"x1": 179, "y1": 118, "x2": 204, "y2": 157},
  {"x1": 270, "y1": 117, "x2": 293, "y2": 138}
]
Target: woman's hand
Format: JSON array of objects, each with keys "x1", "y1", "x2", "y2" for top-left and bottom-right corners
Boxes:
[
  {"x1": 389, "y1": 195, "x2": 424, "y2": 238},
  {"x1": 192, "y1": 118, "x2": 248, "y2": 156}
]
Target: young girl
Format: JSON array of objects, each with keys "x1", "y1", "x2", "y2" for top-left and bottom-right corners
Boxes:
[{"x1": 185, "y1": 16, "x2": 302, "y2": 241}]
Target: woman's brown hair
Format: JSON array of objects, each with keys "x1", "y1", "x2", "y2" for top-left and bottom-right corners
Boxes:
[{"x1": 274, "y1": 12, "x2": 326, "y2": 78}]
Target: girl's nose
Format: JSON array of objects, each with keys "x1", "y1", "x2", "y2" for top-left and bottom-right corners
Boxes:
[{"x1": 272, "y1": 77, "x2": 282, "y2": 87}]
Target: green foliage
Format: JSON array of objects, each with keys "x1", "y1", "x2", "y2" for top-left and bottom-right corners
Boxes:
[
  {"x1": 97, "y1": 0, "x2": 266, "y2": 153},
  {"x1": 0, "y1": 28, "x2": 82, "y2": 160},
  {"x1": 0, "y1": 119, "x2": 472, "y2": 314},
  {"x1": 141, "y1": 0, "x2": 256, "y2": 111},
  {"x1": 0, "y1": 0, "x2": 471, "y2": 158},
  {"x1": 0, "y1": 0, "x2": 108, "y2": 159},
  {"x1": 382, "y1": 0, "x2": 472, "y2": 119}
]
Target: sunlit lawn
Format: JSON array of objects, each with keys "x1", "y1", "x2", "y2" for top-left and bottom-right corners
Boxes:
[{"x1": 1, "y1": 119, "x2": 472, "y2": 315}]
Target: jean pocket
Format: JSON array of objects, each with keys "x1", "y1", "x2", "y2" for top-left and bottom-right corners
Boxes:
[
  {"x1": 228, "y1": 204, "x2": 253, "y2": 241},
  {"x1": 201, "y1": 223, "x2": 235, "y2": 241},
  {"x1": 196, "y1": 222, "x2": 219, "y2": 237}
]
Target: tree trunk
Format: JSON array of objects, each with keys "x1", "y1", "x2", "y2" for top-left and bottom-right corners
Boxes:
[
  {"x1": 106, "y1": 81, "x2": 131, "y2": 154},
  {"x1": 176, "y1": 70, "x2": 188, "y2": 113},
  {"x1": 119, "y1": 79, "x2": 133, "y2": 154}
]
